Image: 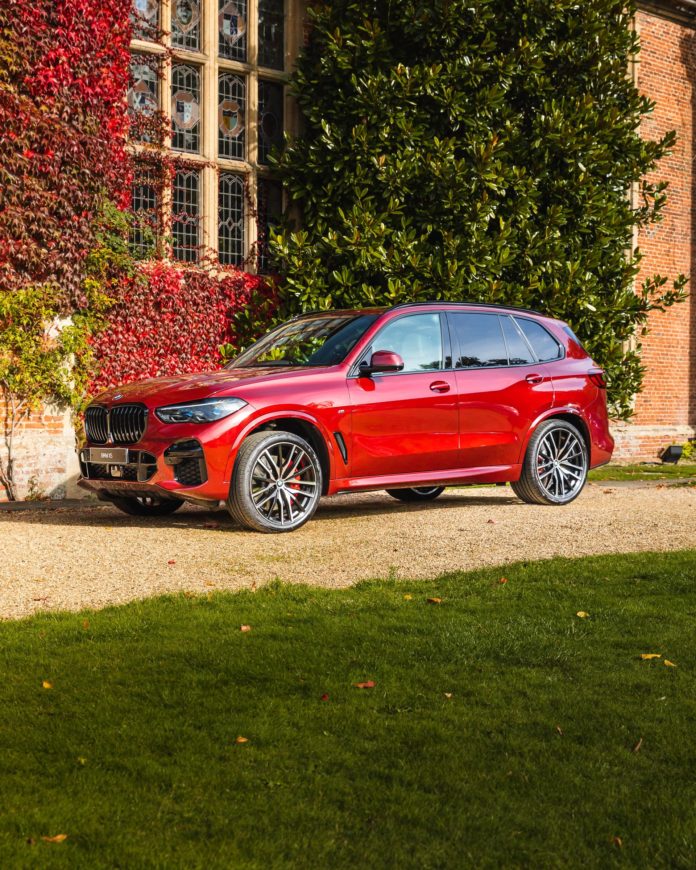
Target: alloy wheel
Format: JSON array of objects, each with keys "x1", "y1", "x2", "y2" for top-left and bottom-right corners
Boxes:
[
  {"x1": 534, "y1": 426, "x2": 586, "y2": 501},
  {"x1": 249, "y1": 440, "x2": 319, "y2": 528}
]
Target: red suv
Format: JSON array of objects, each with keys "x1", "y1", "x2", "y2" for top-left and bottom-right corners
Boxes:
[{"x1": 79, "y1": 303, "x2": 614, "y2": 532}]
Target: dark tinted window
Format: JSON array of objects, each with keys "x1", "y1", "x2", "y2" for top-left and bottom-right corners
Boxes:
[
  {"x1": 450, "y1": 313, "x2": 507, "y2": 368},
  {"x1": 563, "y1": 325, "x2": 585, "y2": 349},
  {"x1": 515, "y1": 318, "x2": 562, "y2": 362},
  {"x1": 500, "y1": 315, "x2": 534, "y2": 365},
  {"x1": 371, "y1": 313, "x2": 443, "y2": 372}
]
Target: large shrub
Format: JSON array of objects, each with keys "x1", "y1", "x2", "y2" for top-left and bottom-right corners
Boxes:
[{"x1": 271, "y1": 0, "x2": 687, "y2": 418}]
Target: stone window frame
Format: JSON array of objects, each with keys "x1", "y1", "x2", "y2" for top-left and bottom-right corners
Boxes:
[{"x1": 129, "y1": 0, "x2": 305, "y2": 270}]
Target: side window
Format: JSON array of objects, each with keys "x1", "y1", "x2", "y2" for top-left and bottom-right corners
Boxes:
[
  {"x1": 500, "y1": 315, "x2": 534, "y2": 365},
  {"x1": 371, "y1": 313, "x2": 443, "y2": 372},
  {"x1": 515, "y1": 317, "x2": 562, "y2": 362},
  {"x1": 449, "y1": 313, "x2": 507, "y2": 368}
]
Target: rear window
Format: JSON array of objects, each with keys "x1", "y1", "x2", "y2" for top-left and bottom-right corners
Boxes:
[
  {"x1": 449, "y1": 313, "x2": 508, "y2": 368},
  {"x1": 500, "y1": 315, "x2": 534, "y2": 365},
  {"x1": 563, "y1": 325, "x2": 585, "y2": 349},
  {"x1": 514, "y1": 317, "x2": 562, "y2": 362}
]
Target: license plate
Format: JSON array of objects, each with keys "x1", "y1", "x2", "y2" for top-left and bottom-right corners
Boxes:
[{"x1": 88, "y1": 447, "x2": 129, "y2": 464}]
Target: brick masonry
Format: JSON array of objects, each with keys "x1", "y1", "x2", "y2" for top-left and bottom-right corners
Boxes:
[
  {"x1": 0, "y1": 406, "x2": 82, "y2": 501},
  {"x1": 1, "y1": 5, "x2": 695, "y2": 500},
  {"x1": 626, "y1": 8, "x2": 696, "y2": 459}
]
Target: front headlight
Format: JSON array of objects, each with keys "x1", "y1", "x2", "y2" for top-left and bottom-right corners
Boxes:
[{"x1": 155, "y1": 397, "x2": 248, "y2": 424}]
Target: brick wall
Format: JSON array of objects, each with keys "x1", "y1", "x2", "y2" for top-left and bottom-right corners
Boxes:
[
  {"x1": 620, "y1": 8, "x2": 696, "y2": 459},
  {"x1": 0, "y1": 405, "x2": 82, "y2": 500}
]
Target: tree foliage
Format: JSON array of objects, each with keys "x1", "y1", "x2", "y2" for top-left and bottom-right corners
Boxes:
[{"x1": 271, "y1": 0, "x2": 687, "y2": 418}]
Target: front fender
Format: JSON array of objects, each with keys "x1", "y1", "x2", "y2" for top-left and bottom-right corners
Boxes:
[{"x1": 222, "y1": 409, "x2": 338, "y2": 486}]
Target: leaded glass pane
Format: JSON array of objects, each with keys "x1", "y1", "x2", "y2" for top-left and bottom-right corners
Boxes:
[
  {"x1": 219, "y1": 0, "x2": 247, "y2": 61},
  {"x1": 257, "y1": 178, "x2": 282, "y2": 272},
  {"x1": 218, "y1": 73, "x2": 246, "y2": 161},
  {"x1": 171, "y1": 64, "x2": 201, "y2": 153},
  {"x1": 172, "y1": 169, "x2": 200, "y2": 263},
  {"x1": 131, "y1": 0, "x2": 160, "y2": 41},
  {"x1": 130, "y1": 179, "x2": 159, "y2": 259},
  {"x1": 172, "y1": 0, "x2": 201, "y2": 51},
  {"x1": 218, "y1": 173, "x2": 245, "y2": 266},
  {"x1": 258, "y1": 80, "x2": 283, "y2": 165},
  {"x1": 258, "y1": 0, "x2": 284, "y2": 70},
  {"x1": 128, "y1": 54, "x2": 159, "y2": 143}
]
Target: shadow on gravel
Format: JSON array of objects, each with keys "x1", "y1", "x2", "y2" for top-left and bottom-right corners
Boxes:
[{"x1": 0, "y1": 490, "x2": 523, "y2": 530}]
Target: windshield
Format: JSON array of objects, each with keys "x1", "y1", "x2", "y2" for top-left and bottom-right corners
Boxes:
[{"x1": 227, "y1": 313, "x2": 380, "y2": 369}]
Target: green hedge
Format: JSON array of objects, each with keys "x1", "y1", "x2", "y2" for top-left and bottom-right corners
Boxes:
[{"x1": 268, "y1": 0, "x2": 686, "y2": 419}]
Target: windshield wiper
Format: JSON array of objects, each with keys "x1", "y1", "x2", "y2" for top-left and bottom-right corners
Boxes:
[{"x1": 240, "y1": 359, "x2": 302, "y2": 367}]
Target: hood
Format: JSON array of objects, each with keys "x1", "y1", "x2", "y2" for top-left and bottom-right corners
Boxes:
[{"x1": 92, "y1": 366, "x2": 320, "y2": 405}]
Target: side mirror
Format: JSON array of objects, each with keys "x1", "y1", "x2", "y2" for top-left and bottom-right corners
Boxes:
[{"x1": 360, "y1": 350, "x2": 405, "y2": 375}]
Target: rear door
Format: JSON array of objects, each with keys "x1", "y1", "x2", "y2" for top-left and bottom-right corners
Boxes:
[
  {"x1": 347, "y1": 312, "x2": 459, "y2": 478},
  {"x1": 447, "y1": 312, "x2": 555, "y2": 468}
]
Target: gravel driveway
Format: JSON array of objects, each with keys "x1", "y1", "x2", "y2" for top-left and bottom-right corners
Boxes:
[{"x1": 1, "y1": 482, "x2": 695, "y2": 620}]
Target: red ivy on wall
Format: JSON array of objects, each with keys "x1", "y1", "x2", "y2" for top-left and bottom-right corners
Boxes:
[
  {"x1": 1, "y1": 0, "x2": 272, "y2": 398},
  {"x1": 0, "y1": 0, "x2": 132, "y2": 308},
  {"x1": 89, "y1": 263, "x2": 271, "y2": 395}
]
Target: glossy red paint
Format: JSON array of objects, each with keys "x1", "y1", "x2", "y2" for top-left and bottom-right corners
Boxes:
[{"x1": 78, "y1": 303, "x2": 614, "y2": 508}]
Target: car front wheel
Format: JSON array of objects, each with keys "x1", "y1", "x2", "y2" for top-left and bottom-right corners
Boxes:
[
  {"x1": 511, "y1": 419, "x2": 588, "y2": 505},
  {"x1": 386, "y1": 486, "x2": 445, "y2": 503},
  {"x1": 227, "y1": 431, "x2": 323, "y2": 533}
]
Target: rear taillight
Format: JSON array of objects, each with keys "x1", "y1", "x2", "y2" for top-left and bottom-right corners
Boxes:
[{"x1": 589, "y1": 371, "x2": 606, "y2": 389}]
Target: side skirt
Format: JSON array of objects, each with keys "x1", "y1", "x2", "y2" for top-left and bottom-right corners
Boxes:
[{"x1": 329, "y1": 464, "x2": 521, "y2": 496}]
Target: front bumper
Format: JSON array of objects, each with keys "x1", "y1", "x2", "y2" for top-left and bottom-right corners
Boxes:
[{"x1": 78, "y1": 437, "x2": 223, "y2": 504}]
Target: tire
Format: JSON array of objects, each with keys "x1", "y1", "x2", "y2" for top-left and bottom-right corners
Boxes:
[
  {"x1": 386, "y1": 486, "x2": 445, "y2": 503},
  {"x1": 227, "y1": 431, "x2": 323, "y2": 533},
  {"x1": 511, "y1": 419, "x2": 588, "y2": 506},
  {"x1": 111, "y1": 494, "x2": 184, "y2": 516}
]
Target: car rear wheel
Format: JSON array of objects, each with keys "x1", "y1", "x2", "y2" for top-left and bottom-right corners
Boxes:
[
  {"x1": 227, "y1": 431, "x2": 323, "y2": 533},
  {"x1": 386, "y1": 486, "x2": 445, "y2": 503},
  {"x1": 511, "y1": 419, "x2": 588, "y2": 505},
  {"x1": 111, "y1": 495, "x2": 184, "y2": 516}
]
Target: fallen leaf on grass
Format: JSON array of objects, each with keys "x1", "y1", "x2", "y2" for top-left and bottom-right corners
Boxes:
[
  {"x1": 403, "y1": 594, "x2": 413, "y2": 600},
  {"x1": 81, "y1": 619, "x2": 89, "y2": 630},
  {"x1": 640, "y1": 653, "x2": 662, "y2": 660},
  {"x1": 353, "y1": 681, "x2": 376, "y2": 689},
  {"x1": 555, "y1": 725, "x2": 564, "y2": 736},
  {"x1": 444, "y1": 692, "x2": 453, "y2": 699},
  {"x1": 612, "y1": 836, "x2": 623, "y2": 849},
  {"x1": 77, "y1": 757, "x2": 87, "y2": 765},
  {"x1": 320, "y1": 693, "x2": 330, "y2": 702},
  {"x1": 41, "y1": 834, "x2": 68, "y2": 844},
  {"x1": 632, "y1": 738, "x2": 643, "y2": 754},
  {"x1": 576, "y1": 611, "x2": 589, "y2": 619},
  {"x1": 240, "y1": 625, "x2": 252, "y2": 632},
  {"x1": 427, "y1": 597, "x2": 442, "y2": 605},
  {"x1": 664, "y1": 659, "x2": 677, "y2": 667},
  {"x1": 42, "y1": 681, "x2": 52, "y2": 690},
  {"x1": 235, "y1": 736, "x2": 249, "y2": 744},
  {"x1": 498, "y1": 577, "x2": 508, "y2": 585}
]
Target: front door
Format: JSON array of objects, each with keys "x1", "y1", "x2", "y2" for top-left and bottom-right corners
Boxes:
[{"x1": 347, "y1": 312, "x2": 459, "y2": 479}]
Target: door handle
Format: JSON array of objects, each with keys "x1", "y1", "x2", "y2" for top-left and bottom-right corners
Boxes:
[
  {"x1": 430, "y1": 381, "x2": 451, "y2": 393},
  {"x1": 526, "y1": 374, "x2": 543, "y2": 385}
]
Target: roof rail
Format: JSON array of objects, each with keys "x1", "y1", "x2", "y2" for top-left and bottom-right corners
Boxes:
[{"x1": 387, "y1": 300, "x2": 546, "y2": 317}]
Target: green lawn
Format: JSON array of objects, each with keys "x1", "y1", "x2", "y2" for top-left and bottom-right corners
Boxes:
[
  {"x1": 589, "y1": 463, "x2": 696, "y2": 481},
  {"x1": 2, "y1": 552, "x2": 696, "y2": 869}
]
